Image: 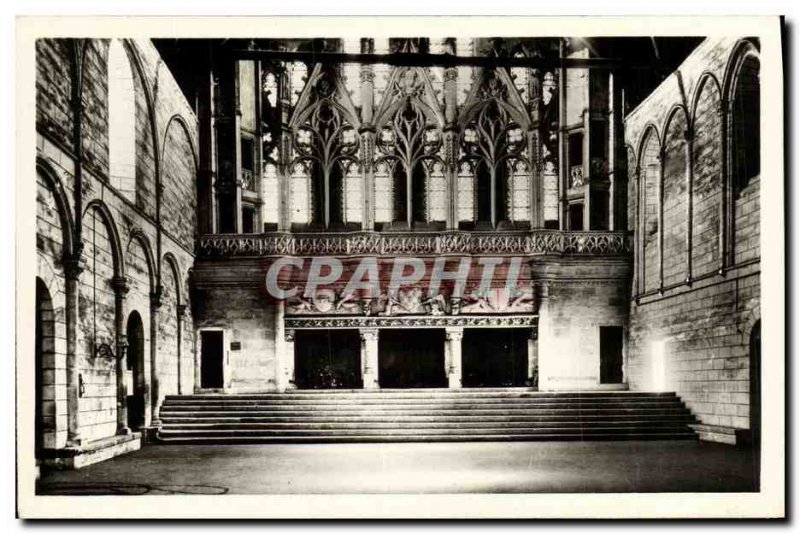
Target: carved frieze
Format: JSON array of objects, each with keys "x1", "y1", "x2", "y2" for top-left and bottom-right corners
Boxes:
[
  {"x1": 197, "y1": 230, "x2": 631, "y2": 258},
  {"x1": 284, "y1": 286, "x2": 534, "y2": 317}
]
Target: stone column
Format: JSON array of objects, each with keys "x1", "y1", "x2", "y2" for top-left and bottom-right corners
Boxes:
[
  {"x1": 279, "y1": 328, "x2": 296, "y2": 392},
  {"x1": 445, "y1": 327, "x2": 463, "y2": 389},
  {"x1": 529, "y1": 68, "x2": 543, "y2": 228},
  {"x1": 443, "y1": 40, "x2": 459, "y2": 230},
  {"x1": 278, "y1": 52, "x2": 294, "y2": 232},
  {"x1": 359, "y1": 38, "x2": 376, "y2": 231},
  {"x1": 64, "y1": 256, "x2": 83, "y2": 446},
  {"x1": 149, "y1": 286, "x2": 163, "y2": 427},
  {"x1": 112, "y1": 275, "x2": 130, "y2": 435},
  {"x1": 359, "y1": 328, "x2": 379, "y2": 389}
]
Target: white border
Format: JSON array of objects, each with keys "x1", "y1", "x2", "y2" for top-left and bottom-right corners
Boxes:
[{"x1": 14, "y1": 15, "x2": 785, "y2": 519}]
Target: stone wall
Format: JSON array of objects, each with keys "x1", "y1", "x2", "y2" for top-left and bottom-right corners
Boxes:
[
  {"x1": 624, "y1": 37, "x2": 761, "y2": 434},
  {"x1": 192, "y1": 286, "x2": 278, "y2": 392},
  {"x1": 532, "y1": 257, "x2": 630, "y2": 390},
  {"x1": 35, "y1": 38, "x2": 197, "y2": 447}
]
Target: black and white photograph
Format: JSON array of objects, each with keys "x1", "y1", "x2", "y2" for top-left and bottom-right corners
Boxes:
[{"x1": 14, "y1": 15, "x2": 785, "y2": 519}]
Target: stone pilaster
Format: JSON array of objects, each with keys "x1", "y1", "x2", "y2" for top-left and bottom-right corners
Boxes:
[
  {"x1": 63, "y1": 255, "x2": 83, "y2": 446},
  {"x1": 359, "y1": 328, "x2": 379, "y2": 389},
  {"x1": 533, "y1": 281, "x2": 550, "y2": 390},
  {"x1": 445, "y1": 327, "x2": 463, "y2": 389}
]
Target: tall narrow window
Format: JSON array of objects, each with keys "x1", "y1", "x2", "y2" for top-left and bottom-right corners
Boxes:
[
  {"x1": 460, "y1": 85, "x2": 528, "y2": 229},
  {"x1": 732, "y1": 56, "x2": 760, "y2": 197},
  {"x1": 107, "y1": 40, "x2": 136, "y2": 202},
  {"x1": 376, "y1": 97, "x2": 442, "y2": 230},
  {"x1": 731, "y1": 50, "x2": 760, "y2": 265},
  {"x1": 291, "y1": 69, "x2": 359, "y2": 230}
]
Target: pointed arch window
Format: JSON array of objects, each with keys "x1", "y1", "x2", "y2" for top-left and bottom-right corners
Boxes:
[
  {"x1": 107, "y1": 40, "x2": 136, "y2": 202},
  {"x1": 376, "y1": 97, "x2": 444, "y2": 229},
  {"x1": 731, "y1": 54, "x2": 760, "y2": 197},
  {"x1": 460, "y1": 80, "x2": 529, "y2": 229},
  {"x1": 291, "y1": 70, "x2": 360, "y2": 229}
]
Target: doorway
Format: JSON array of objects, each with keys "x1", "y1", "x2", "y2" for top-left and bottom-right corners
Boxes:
[
  {"x1": 600, "y1": 326, "x2": 624, "y2": 384},
  {"x1": 200, "y1": 330, "x2": 225, "y2": 389},
  {"x1": 379, "y1": 329, "x2": 446, "y2": 388},
  {"x1": 294, "y1": 330, "x2": 362, "y2": 389},
  {"x1": 125, "y1": 311, "x2": 146, "y2": 429},
  {"x1": 462, "y1": 328, "x2": 529, "y2": 387}
]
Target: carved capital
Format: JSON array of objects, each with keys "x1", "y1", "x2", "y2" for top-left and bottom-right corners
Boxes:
[
  {"x1": 150, "y1": 285, "x2": 163, "y2": 309},
  {"x1": 112, "y1": 276, "x2": 130, "y2": 298},
  {"x1": 359, "y1": 327, "x2": 379, "y2": 342},
  {"x1": 63, "y1": 254, "x2": 84, "y2": 279},
  {"x1": 358, "y1": 123, "x2": 376, "y2": 135},
  {"x1": 284, "y1": 328, "x2": 296, "y2": 343},
  {"x1": 445, "y1": 327, "x2": 464, "y2": 342}
]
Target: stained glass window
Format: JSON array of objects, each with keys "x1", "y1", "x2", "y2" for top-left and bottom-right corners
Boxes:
[
  {"x1": 457, "y1": 160, "x2": 476, "y2": 222},
  {"x1": 290, "y1": 62, "x2": 308, "y2": 106},
  {"x1": 291, "y1": 162, "x2": 311, "y2": 224},
  {"x1": 543, "y1": 161, "x2": 559, "y2": 222},
  {"x1": 261, "y1": 159, "x2": 280, "y2": 225},
  {"x1": 509, "y1": 160, "x2": 531, "y2": 222},
  {"x1": 374, "y1": 162, "x2": 393, "y2": 224},
  {"x1": 427, "y1": 160, "x2": 447, "y2": 222},
  {"x1": 344, "y1": 163, "x2": 363, "y2": 224}
]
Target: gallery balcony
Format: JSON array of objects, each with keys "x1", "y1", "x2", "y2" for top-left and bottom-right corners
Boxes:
[{"x1": 195, "y1": 230, "x2": 631, "y2": 258}]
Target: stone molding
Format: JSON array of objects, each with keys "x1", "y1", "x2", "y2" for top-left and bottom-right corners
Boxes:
[
  {"x1": 197, "y1": 230, "x2": 630, "y2": 258},
  {"x1": 284, "y1": 314, "x2": 537, "y2": 330}
]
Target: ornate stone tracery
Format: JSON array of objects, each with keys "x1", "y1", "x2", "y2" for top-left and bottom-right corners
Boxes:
[
  {"x1": 288, "y1": 66, "x2": 362, "y2": 228},
  {"x1": 373, "y1": 65, "x2": 446, "y2": 227}
]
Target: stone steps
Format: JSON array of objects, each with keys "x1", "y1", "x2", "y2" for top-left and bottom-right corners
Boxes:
[
  {"x1": 157, "y1": 390, "x2": 698, "y2": 444},
  {"x1": 160, "y1": 414, "x2": 696, "y2": 423},
  {"x1": 158, "y1": 433, "x2": 697, "y2": 444},
  {"x1": 159, "y1": 421, "x2": 696, "y2": 430},
  {"x1": 163, "y1": 391, "x2": 672, "y2": 401}
]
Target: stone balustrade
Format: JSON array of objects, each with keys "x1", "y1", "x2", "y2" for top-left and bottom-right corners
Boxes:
[{"x1": 196, "y1": 230, "x2": 631, "y2": 258}]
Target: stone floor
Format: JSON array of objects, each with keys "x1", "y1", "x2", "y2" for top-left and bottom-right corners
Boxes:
[{"x1": 37, "y1": 440, "x2": 758, "y2": 495}]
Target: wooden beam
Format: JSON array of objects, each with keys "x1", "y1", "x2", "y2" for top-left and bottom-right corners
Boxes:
[{"x1": 230, "y1": 49, "x2": 654, "y2": 70}]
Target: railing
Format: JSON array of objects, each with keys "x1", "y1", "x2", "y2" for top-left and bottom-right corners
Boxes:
[{"x1": 196, "y1": 230, "x2": 631, "y2": 258}]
